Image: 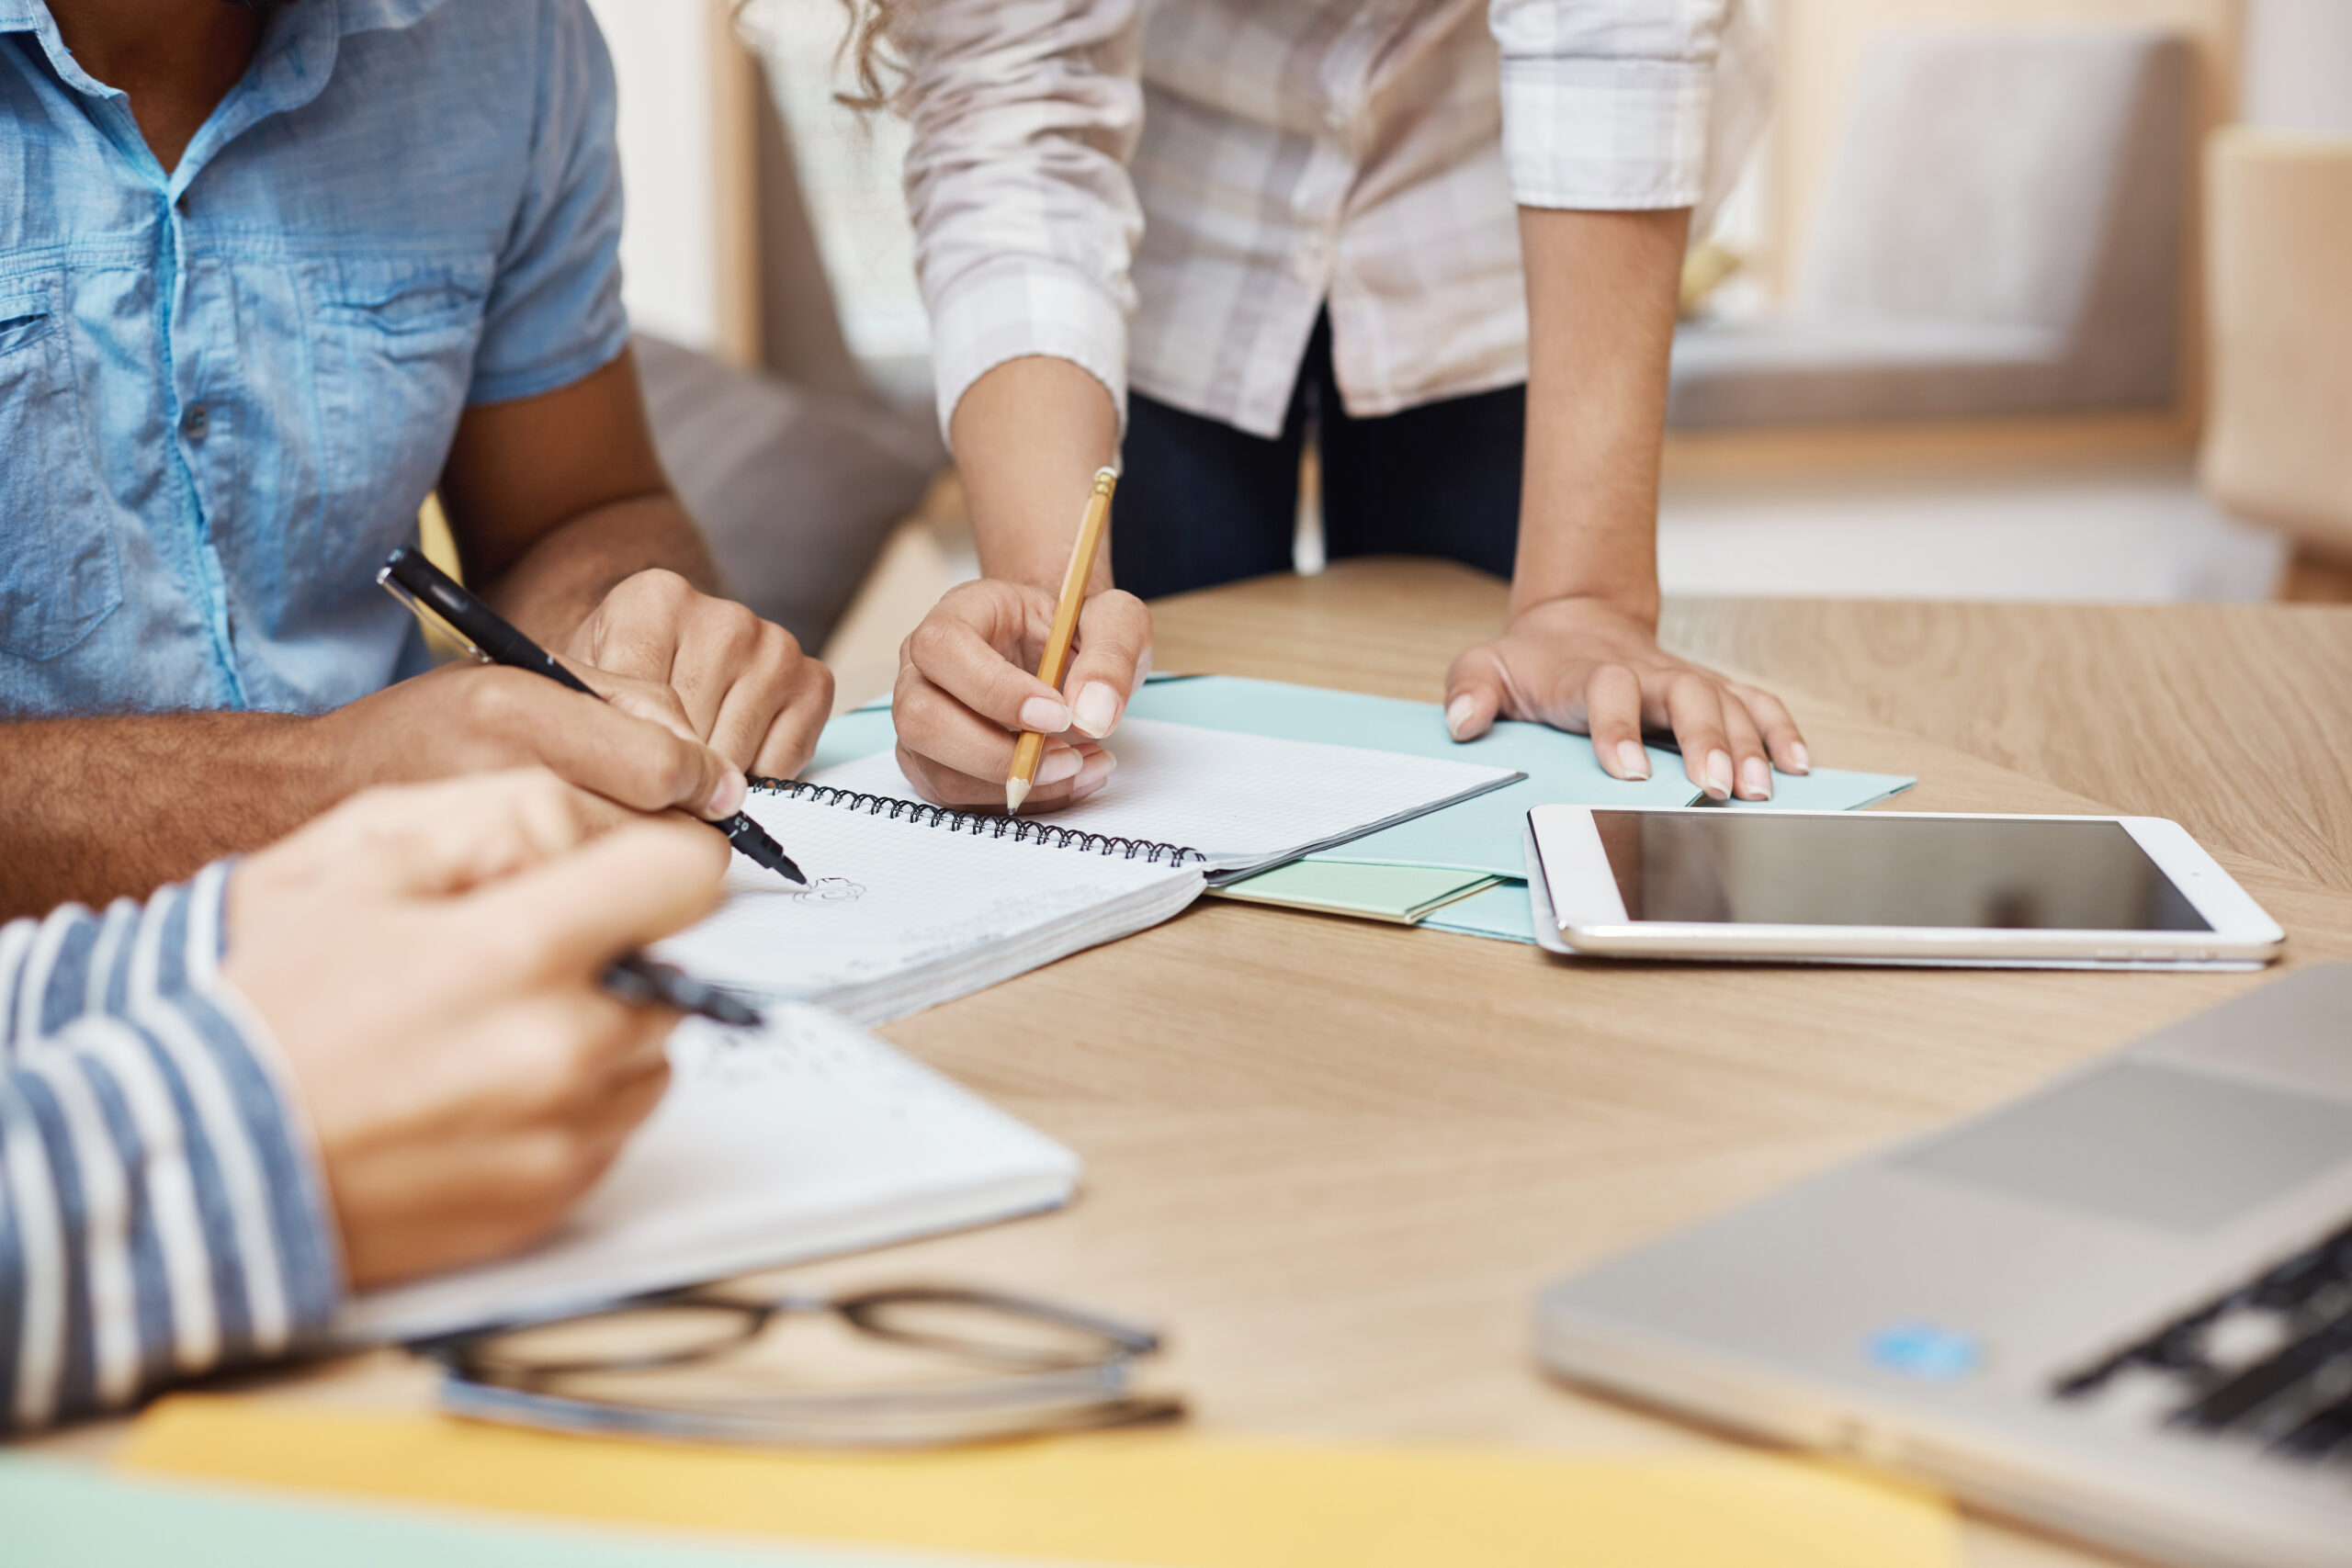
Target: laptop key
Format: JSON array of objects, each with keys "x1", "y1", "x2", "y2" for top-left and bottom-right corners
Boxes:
[
  {"x1": 2268, "y1": 1391, "x2": 2352, "y2": 1462},
  {"x1": 2052, "y1": 1358, "x2": 2127, "y2": 1400},
  {"x1": 2048, "y1": 1214, "x2": 2352, "y2": 1438},
  {"x1": 2251, "y1": 1245, "x2": 2335, "y2": 1313},
  {"x1": 2053, "y1": 1302, "x2": 2227, "y2": 1398},
  {"x1": 2169, "y1": 1316, "x2": 2352, "y2": 1432},
  {"x1": 2140, "y1": 1319, "x2": 2219, "y2": 1375}
]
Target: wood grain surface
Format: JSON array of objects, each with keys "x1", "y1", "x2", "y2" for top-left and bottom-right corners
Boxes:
[
  {"x1": 46, "y1": 561, "x2": 2352, "y2": 1568},
  {"x1": 1658, "y1": 596, "x2": 2352, "y2": 896}
]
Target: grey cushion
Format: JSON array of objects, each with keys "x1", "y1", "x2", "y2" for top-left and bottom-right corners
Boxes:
[
  {"x1": 1669, "y1": 27, "x2": 2189, "y2": 429},
  {"x1": 634, "y1": 333, "x2": 944, "y2": 651}
]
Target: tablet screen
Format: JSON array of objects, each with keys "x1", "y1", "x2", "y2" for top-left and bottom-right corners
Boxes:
[{"x1": 1590, "y1": 812, "x2": 2211, "y2": 931}]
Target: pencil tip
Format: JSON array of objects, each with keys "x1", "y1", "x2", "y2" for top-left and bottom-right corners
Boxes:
[{"x1": 1005, "y1": 778, "x2": 1031, "y2": 815}]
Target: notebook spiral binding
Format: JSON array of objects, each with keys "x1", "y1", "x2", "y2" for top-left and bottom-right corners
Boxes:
[{"x1": 750, "y1": 778, "x2": 1209, "y2": 868}]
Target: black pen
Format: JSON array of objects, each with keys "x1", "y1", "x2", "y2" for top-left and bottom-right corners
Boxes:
[
  {"x1": 602, "y1": 953, "x2": 764, "y2": 1029},
  {"x1": 377, "y1": 546, "x2": 808, "y2": 886}
]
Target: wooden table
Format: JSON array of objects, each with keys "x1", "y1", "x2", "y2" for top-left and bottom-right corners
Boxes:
[
  {"x1": 1659, "y1": 598, "x2": 2352, "y2": 897},
  {"x1": 55, "y1": 562, "x2": 2352, "y2": 1568}
]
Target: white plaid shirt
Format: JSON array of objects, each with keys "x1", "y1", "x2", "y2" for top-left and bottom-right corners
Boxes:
[{"x1": 902, "y1": 0, "x2": 1770, "y2": 443}]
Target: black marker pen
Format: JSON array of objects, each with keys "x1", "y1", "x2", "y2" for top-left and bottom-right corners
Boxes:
[
  {"x1": 602, "y1": 953, "x2": 764, "y2": 1029},
  {"x1": 377, "y1": 546, "x2": 808, "y2": 886}
]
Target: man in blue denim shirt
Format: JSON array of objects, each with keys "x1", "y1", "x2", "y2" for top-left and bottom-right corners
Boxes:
[{"x1": 0, "y1": 0, "x2": 832, "y2": 915}]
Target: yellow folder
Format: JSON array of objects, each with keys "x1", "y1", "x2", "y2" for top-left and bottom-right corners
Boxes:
[{"x1": 120, "y1": 1397, "x2": 1955, "y2": 1568}]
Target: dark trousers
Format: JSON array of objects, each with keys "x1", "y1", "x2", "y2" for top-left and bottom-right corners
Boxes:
[{"x1": 1112, "y1": 313, "x2": 1526, "y2": 601}]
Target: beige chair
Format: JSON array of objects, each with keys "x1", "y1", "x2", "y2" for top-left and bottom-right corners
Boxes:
[
  {"x1": 1668, "y1": 25, "x2": 2191, "y2": 428},
  {"x1": 2199, "y1": 129, "x2": 2352, "y2": 570}
]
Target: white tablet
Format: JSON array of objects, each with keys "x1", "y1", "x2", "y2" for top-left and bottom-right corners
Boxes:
[{"x1": 1523, "y1": 806, "x2": 2284, "y2": 969}]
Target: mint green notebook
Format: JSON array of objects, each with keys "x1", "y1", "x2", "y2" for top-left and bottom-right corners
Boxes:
[
  {"x1": 0, "y1": 1459, "x2": 995, "y2": 1568},
  {"x1": 1212, "y1": 861, "x2": 1501, "y2": 924}
]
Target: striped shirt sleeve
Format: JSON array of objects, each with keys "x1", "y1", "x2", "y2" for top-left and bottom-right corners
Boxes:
[{"x1": 0, "y1": 864, "x2": 342, "y2": 1432}]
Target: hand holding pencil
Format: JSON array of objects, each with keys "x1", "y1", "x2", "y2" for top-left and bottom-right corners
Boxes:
[{"x1": 888, "y1": 466, "x2": 1149, "y2": 816}]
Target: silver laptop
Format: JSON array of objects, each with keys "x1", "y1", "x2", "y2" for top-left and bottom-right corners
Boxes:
[{"x1": 1536, "y1": 965, "x2": 2352, "y2": 1568}]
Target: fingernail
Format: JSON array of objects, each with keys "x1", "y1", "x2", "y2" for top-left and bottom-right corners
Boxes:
[
  {"x1": 1740, "y1": 757, "x2": 1773, "y2": 800},
  {"x1": 1019, "y1": 695, "x2": 1071, "y2": 733},
  {"x1": 1704, "y1": 750, "x2": 1734, "y2": 801},
  {"x1": 1615, "y1": 739, "x2": 1652, "y2": 781},
  {"x1": 1072, "y1": 749, "x2": 1117, "y2": 795},
  {"x1": 1035, "y1": 746, "x2": 1083, "y2": 786},
  {"x1": 1787, "y1": 740, "x2": 1812, "y2": 774},
  {"x1": 1445, "y1": 695, "x2": 1476, "y2": 740},
  {"x1": 1070, "y1": 682, "x2": 1121, "y2": 739},
  {"x1": 707, "y1": 768, "x2": 747, "y2": 817}
]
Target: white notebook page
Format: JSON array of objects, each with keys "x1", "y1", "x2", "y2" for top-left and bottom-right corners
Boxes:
[
  {"x1": 808, "y1": 717, "x2": 1519, "y2": 873},
  {"x1": 345, "y1": 1008, "x2": 1080, "y2": 1342},
  {"x1": 653, "y1": 786, "x2": 1199, "y2": 1004}
]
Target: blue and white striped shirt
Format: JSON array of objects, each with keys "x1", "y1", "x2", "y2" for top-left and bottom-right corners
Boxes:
[{"x1": 0, "y1": 864, "x2": 340, "y2": 1431}]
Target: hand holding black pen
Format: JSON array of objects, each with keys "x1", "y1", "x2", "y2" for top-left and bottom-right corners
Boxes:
[{"x1": 378, "y1": 547, "x2": 809, "y2": 887}]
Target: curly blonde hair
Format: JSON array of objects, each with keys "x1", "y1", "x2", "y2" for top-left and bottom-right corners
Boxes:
[
  {"x1": 833, "y1": 0, "x2": 910, "y2": 108},
  {"x1": 728, "y1": 1, "x2": 907, "y2": 108}
]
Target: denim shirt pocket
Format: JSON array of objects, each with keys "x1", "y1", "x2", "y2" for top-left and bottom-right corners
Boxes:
[
  {"x1": 0, "y1": 279, "x2": 122, "y2": 663},
  {"x1": 308, "y1": 258, "x2": 492, "y2": 593}
]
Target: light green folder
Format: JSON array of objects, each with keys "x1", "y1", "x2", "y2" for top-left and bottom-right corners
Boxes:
[
  {"x1": 1420, "y1": 878, "x2": 1542, "y2": 943},
  {"x1": 1134, "y1": 678, "x2": 1913, "y2": 944},
  {"x1": 814, "y1": 675, "x2": 1915, "y2": 947},
  {"x1": 1210, "y1": 860, "x2": 1503, "y2": 924}
]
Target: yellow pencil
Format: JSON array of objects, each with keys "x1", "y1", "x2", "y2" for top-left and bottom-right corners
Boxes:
[{"x1": 1006, "y1": 467, "x2": 1119, "y2": 814}]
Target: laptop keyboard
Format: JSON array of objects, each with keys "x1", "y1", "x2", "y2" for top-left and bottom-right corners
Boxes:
[{"x1": 2051, "y1": 1215, "x2": 2352, "y2": 1467}]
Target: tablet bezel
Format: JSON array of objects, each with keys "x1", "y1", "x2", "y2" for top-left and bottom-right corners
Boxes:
[{"x1": 1523, "y1": 807, "x2": 2285, "y2": 964}]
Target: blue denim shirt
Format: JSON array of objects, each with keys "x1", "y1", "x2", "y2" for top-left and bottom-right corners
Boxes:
[{"x1": 0, "y1": 0, "x2": 628, "y2": 717}]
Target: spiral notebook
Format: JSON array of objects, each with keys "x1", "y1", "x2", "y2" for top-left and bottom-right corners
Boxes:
[
  {"x1": 345, "y1": 1008, "x2": 1079, "y2": 1343},
  {"x1": 654, "y1": 719, "x2": 1520, "y2": 1023}
]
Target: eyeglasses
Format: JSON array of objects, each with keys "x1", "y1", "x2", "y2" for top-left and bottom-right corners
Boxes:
[{"x1": 414, "y1": 1283, "x2": 1186, "y2": 1449}]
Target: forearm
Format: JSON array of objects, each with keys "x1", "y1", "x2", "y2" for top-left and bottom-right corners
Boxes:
[
  {"x1": 0, "y1": 715, "x2": 327, "y2": 919},
  {"x1": 949, "y1": 356, "x2": 1123, "y2": 592},
  {"x1": 477, "y1": 492, "x2": 719, "y2": 649},
  {"x1": 1510, "y1": 206, "x2": 1691, "y2": 624}
]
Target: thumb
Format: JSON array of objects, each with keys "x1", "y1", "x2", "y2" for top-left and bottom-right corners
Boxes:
[
  {"x1": 1442, "y1": 646, "x2": 1508, "y2": 742},
  {"x1": 469, "y1": 816, "x2": 731, "y2": 978}
]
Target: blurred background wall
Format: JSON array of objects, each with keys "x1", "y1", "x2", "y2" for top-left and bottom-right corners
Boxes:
[{"x1": 2243, "y1": 0, "x2": 2352, "y2": 132}]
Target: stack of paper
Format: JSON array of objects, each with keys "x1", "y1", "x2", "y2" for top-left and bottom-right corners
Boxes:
[
  {"x1": 801, "y1": 679, "x2": 1914, "y2": 949},
  {"x1": 803, "y1": 717, "x2": 1521, "y2": 885},
  {"x1": 345, "y1": 1008, "x2": 1080, "y2": 1344}
]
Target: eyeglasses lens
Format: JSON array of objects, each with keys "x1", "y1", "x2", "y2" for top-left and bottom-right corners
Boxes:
[
  {"x1": 437, "y1": 1288, "x2": 1181, "y2": 1447},
  {"x1": 472, "y1": 1303, "x2": 757, "y2": 1377},
  {"x1": 849, "y1": 1293, "x2": 1144, "y2": 1369}
]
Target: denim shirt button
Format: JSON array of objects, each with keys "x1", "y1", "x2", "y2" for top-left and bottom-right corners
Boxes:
[{"x1": 182, "y1": 402, "x2": 209, "y2": 442}]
